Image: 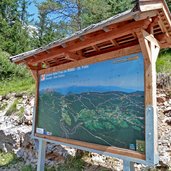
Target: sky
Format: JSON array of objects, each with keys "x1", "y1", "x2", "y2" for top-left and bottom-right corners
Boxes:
[
  {"x1": 39, "y1": 52, "x2": 144, "y2": 93},
  {"x1": 28, "y1": 0, "x2": 44, "y2": 21}
]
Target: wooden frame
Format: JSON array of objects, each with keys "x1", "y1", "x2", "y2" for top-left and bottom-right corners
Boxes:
[
  {"x1": 35, "y1": 50, "x2": 146, "y2": 161},
  {"x1": 33, "y1": 32, "x2": 159, "y2": 161}
]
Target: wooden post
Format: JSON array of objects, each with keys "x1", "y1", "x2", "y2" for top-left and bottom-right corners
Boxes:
[{"x1": 136, "y1": 29, "x2": 160, "y2": 164}]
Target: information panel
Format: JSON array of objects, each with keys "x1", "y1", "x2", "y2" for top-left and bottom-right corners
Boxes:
[{"x1": 36, "y1": 52, "x2": 145, "y2": 154}]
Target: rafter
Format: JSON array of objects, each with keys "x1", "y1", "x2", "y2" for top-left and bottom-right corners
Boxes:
[
  {"x1": 24, "y1": 19, "x2": 152, "y2": 65},
  {"x1": 39, "y1": 44, "x2": 141, "y2": 75},
  {"x1": 136, "y1": 29, "x2": 160, "y2": 64}
]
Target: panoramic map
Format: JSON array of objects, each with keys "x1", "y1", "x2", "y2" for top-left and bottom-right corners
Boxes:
[{"x1": 37, "y1": 53, "x2": 145, "y2": 153}]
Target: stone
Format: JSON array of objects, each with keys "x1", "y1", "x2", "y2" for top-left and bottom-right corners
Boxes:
[
  {"x1": 163, "y1": 101, "x2": 168, "y2": 106},
  {"x1": 23, "y1": 95, "x2": 28, "y2": 99},
  {"x1": 164, "y1": 107, "x2": 171, "y2": 114},
  {"x1": 16, "y1": 104, "x2": 23, "y2": 110},
  {"x1": 15, "y1": 93, "x2": 23, "y2": 98},
  {"x1": 157, "y1": 96, "x2": 165, "y2": 103},
  {"x1": 165, "y1": 118, "x2": 171, "y2": 125},
  {"x1": 168, "y1": 99, "x2": 171, "y2": 104},
  {"x1": 30, "y1": 98, "x2": 35, "y2": 106},
  {"x1": 24, "y1": 115, "x2": 32, "y2": 125}
]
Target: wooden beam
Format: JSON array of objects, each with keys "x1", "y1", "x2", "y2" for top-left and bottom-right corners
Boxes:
[
  {"x1": 133, "y1": 10, "x2": 158, "y2": 21},
  {"x1": 39, "y1": 44, "x2": 141, "y2": 75},
  {"x1": 28, "y1": 52, "x2": 65, "y2": 65},
  {"x1": 137, "y1": 27, "x2": 160, "y2": 160},
  {"x1": 157, "y1": 11, "x2": 171, "y2": 43},
  {"x1": 136, "y1": 29, "x2": 160, "y2": 63},
  {"x1": 30, "y1": 70, "x2": 38, "y2": 80},
  {"x1": 139, "y1": 1, "x2": 163, "y2": 12},
  {"x1": 35, "y1": 133, "x2": 145, "y2": 160},
  {"x1": 27, "y1": 63, "x2": 42, "y2": 71},
  {"x1": 65, "y1": 52, "x2": 83, "y2": 61},
  {"x1": 136, "y1": 30, "x2": 152, "y2": 64},
  {"x1": 28, "y1": 19, "x2": 151, "y2": 65},
  {"x1": 161, "y1": 5, "x2": 171, "y2": 29},
  {"x1": 84, "y1": 41, "x2": 138, "y2": 58},
  {"x1": 147, "y1": 16, "x2": 160, "y2": 34},
  {"x1": 136, "y1": 28, "x2": 160, "y2": 106},
  {"x1": 143, "y1": 30, "x2": 160, "y2": 48}
]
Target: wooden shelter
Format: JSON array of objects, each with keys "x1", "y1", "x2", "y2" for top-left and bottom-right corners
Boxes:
[
  {"x1": 10, "y1": 0, "x2": 171, "y2": 170},
  {"x1": 11, "y1": 0, "x2": 171, "y2": 74}
]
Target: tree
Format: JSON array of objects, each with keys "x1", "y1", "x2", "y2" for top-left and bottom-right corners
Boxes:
[
  {"x1": 35, "y1": 0, "x2": 64, "y2": 46},
  {"x1": 19, "y1": 0, "x2": 33, "y2": 24},
  {"x1": 107, "y1": 0, "x2": 133, "y2": 15},
  {"x1": 42, "y1": 0, "x2": 133, "y2": 34},
  {"x1": 81, "y1": 0, "x2": 111, "y2": 28},
  {"x1": 0, "y1": 0, "x2": 33, "y2": 55}
]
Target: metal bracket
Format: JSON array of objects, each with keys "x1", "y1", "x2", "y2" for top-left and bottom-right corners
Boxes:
[
  {"x1": 123, "y1": 160, "x2": 135, "y2": 171},
  {"x1": 145, "y1": 105, "x2": 159, "y2": 165},
  {"x1": 37, "y1": 139, "x2": 47, "y2": 171}
]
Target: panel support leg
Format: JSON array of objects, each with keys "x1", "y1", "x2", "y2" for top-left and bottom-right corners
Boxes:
[
  {"x1": 37, "y1": 139, "x2": 47, "y2": 171},
  {"x1": 123, "y1": 160, "x2": 135, "y2": 171}
]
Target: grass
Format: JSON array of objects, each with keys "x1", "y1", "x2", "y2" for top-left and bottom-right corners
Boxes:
[
  {"x1": 0, "y1": 77, "x2": 35, "y2": 96},
  {"x1": 21, "y1": 165, "x2": 36, "y2": 171},
  {"x1": 57, "y1": 156, "x2": 85, "y2": 171},
  {"x1": 5, "y1": 99, "x2": 19, "y2": 116},
  {"x1": 157, "y1": 51, "x2": 171, "y2": 73},
  {"x1": 17, "y1": 106, "x2": 25, "y2": 119},
  {"x1": 0, "y1": 102, "x2": 8, "y2": 111}
]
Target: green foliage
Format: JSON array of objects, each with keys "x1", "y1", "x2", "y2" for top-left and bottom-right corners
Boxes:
[
  {"x1": 107, "y1": 0, "x2": 133, "y2": 15},
  {"x1": 21, "y1": 165, "x2": 36, "y2": 171},
  {"x1": 166, "y1": 0, "x2": 171, "y2": 11},
  {"x1": 0, "y1": 49, "x2": 35, "y2": 95},
  {"x1": 17, "y1": 106, "x2": 25, "y2": 119},
  {"x1": 0, "y1": 102, "x2": 8, "y2": 111},
  {"x1": 0, "y1": 151, "x2": 18, "y2": 167},
  {"x1": 0, "y1": 77, "x2": 35, "y2": 95},
  {"x1": 157, "y1": 51, "x2": 171, "y2": 73},
  {"x1": 5, "y1": 99, "x2": 18, "y2": 116},
  {"x1": 35, "y1": 0, "x2": 64, "y2": 47},
  {"x1": 57, "y1": 156, "x2": 85, "y2": 171},
  {"x1": 0, "y1": 0, "x2": 34, "y2": 55},
  {"x1": 0, "y1": 50, "x2": 31, "y2": 80},
  {"x1": 81, "y1": 0, "x2": 111, "y2": 27}
]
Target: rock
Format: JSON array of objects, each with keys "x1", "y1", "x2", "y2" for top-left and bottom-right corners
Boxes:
[
  {"x1": 30, "y1": 98, "x2": 35, "y2": 106},
  {"x1": 25, "y1": 107, "x2": 32, "y2": 116},
  {"x1": 164, "y1": 107, "x2": 171, "y2": 114},
  {"x1": 165, "y1": 118, "x2": 171, "y2": 125},
  {"x1": 163, "y1": 101, "x2": 168, "y2": 106},
  {"x1": 23, "y1": 95, "x2": 28, "y2": 99},
  {"x1": 91, "y1": 155, "x2": 105, "y2": 163},
  {"x1": 15, "y1": 93, "x2": 23, "y2": 98},
  {"x1": 168, "y1": 99, "x2": 171, "y2": 104},
  {"x1": 4, "y1": 94, "x2": 10, "y2": 100},
  {"x1": 24, "y1": 115, "x2": 32, "y2": 125},
  {"x1": 157, "y1": 96, "x2": 165, "y2": 103},
  {"x1": 16, "y1": 104, "x2": 23, "y2": 110}
]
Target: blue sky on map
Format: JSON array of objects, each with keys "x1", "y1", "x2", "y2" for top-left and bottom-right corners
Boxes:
[{"x1": 39, "y1": 53, "x2": 144, "y2": 92}]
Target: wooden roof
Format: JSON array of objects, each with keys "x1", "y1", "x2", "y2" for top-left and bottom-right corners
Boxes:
[{"x1": 10, "y1": 0, "x2": 171, "y2": 73}]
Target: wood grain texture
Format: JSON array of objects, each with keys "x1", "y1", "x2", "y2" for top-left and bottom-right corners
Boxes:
[
  {"x1": 35, "y1": 133, "x2": 145, "y2": 160},
  {"x1": 38, "y1": 44, "x2": 141, "y2": 75}
]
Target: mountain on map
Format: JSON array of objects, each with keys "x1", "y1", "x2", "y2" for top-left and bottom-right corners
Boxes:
[{"x1": 52, "y1": 85, "x2": 142, "y2": 95}]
